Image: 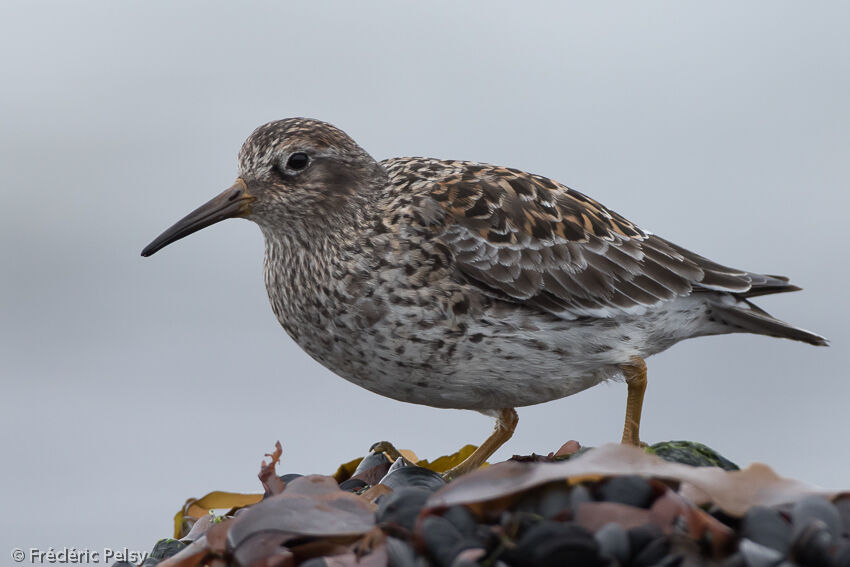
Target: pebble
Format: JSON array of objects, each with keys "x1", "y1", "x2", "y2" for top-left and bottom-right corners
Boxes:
[
  {"x1": 450, "y1": 547, "x2": 487, "y2": 567},
  {"x1": 832, "y1": 543, "x2": 850, "y2": 567},
  {"x1": 422, "y1": 515, "x2": 477, "y2": 567},
  {"x1": 594, "y1": 521, "x2": 631, "y2": 564},
  {"x1": 791, "y1": 495, "x2": 842, "y2": 540},
  {"x1": 722, "y1": 552, "x2": 747, "y2": 567},
  {"x1": 569, "y1": 484, "x2": 594, "y2": 513},
  {"x1": 140, "y1": 538, "x2": 185, "y2": 566},
  {"x1": 598, "y1": 475, "x2": 655, "y2": 509},
  {"x1": 442, "y1": 505, "x2": 479, "y2": 539},
  {"x1": 789, "y1": 521, "x2": 833, "y2": 567},
  {"x1": 631, "y1": 536, "x2": 670, "y2": 567},
  {"x1": 376, "y1": 487, "x2": 431, "y2": 533},
  {"x1": 386, "y1": 536, "x2": 418, "y2": 567},
  {"x1": 628, "y1": 523, "x2": 664, "y2": 556},
  {"x1": 738, "y1": 538, "x2": 784, "y2": 567},
  {"x1": 834, "y1": 497, "x2": 850, "y2": 535},
  {"x1": 503, "y1": 521, "x2": 605, "y2": 567},
  {"x1": 338, "y1": 477, "x2": 369, "y2": 492},
  {"x1": 537, "y1": 483, "x2": 573, "y2": 520},
  {"x1": 741, "y1": 506, "x2": 792, "y2": 554},
  {"x1": 379, "y1": 460, "x2": 446, "y2": 492},
  {"x1": 353, "y1": 451, "x2": 392, "y2": 476}
]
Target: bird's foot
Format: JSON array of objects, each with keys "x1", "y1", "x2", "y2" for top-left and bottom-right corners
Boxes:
[
  {"x1": 441, "y1": 408, "x2": 519, "y2": 481},
  {"x1": 370, "y1": 440, "x2": 403, "y2": 461}
]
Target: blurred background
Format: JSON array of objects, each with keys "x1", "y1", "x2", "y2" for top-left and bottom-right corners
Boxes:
[{"x1": 1, "y1": 1, "x2": 848, "y2": 559}]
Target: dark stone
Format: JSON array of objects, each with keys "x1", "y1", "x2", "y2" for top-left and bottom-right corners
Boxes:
[
  {"x1": 834, "y1": 496, "x2": 850, "y2": 536},
  {"x1": 647, "y1": 441, "x2": 740, "y2": 470},
  {"x1": 569, "y1": 484, "x2": 594, "y2": 513},
  {"x1": 790, "y1": 521, "x2": 833, "y2": 567},
  {"x1": 832, "y1": 543, "x2": 850, "y2": 567},
  {"x1": 338, "y1": 477, "x2": 370, "y2": 492},
  {"x1": 379, "y1": 462, "x2": 446, "y2": 492},
  {"x1": 741, "y1": 506, "x2": 792, "y2": 554},
  {"x1": 502, "y1": 521, "x2": 605, "y2": 567},
  {"x1": 738, "y1": 538, "x2": 783, "y2": 567},
  {"x1": 376, "y1": 487, "x2": 431, "y2": 533},
  {"x1": 385, "y1": 537, "x2": 418, "y2": 567},
  {"x1": 140, "y1": 538, "x2": 185, "y2": 566},
  {"x1": 594, "y1": 521, "x2": 631, "y2": 564},
  {"x1": 354, "y1": 451, "x2": 392, "y2": 475},
  {"x1": 442, "y1": 505, "x2": 478, "y2": 539},
  {"x1": 721, "y1": 552, "x2": 747, "y2": 567},
  {"x1": 537, "y1": 483, "x2": 573, "y2": 519},
  {"x1": 422, "y1": 515, "x2": 477, "y2": 567},
  {"x1": 631, "y1": 536, "x2": 670, "y2": 567},
  {"x1": 791, "y1": 495, "x2": 842, "y2": 540},
  {"x1": 628, "y1": 522, "x2": 664, "y2": 555},
  {"x1": 279, "y1": 473, "x2": 303, "y2": 484},
  {"x1": 450, "y1": 548, "x2": 487, "y2": 567},
  {"x1": 598, "y1": 475, "x2": 654, "y2": 509}
]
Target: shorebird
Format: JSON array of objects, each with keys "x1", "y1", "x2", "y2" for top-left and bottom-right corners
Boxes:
[{"x1": 142, "y1": 118, "x2": 826, "y2": 477}]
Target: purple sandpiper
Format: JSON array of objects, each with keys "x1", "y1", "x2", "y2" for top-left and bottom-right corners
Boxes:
[{"x1": 142, "y1": 118, "x2": 827, "y2": 476}]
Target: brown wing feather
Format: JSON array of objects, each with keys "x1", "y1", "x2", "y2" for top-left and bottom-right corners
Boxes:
[{"x1": 383, "y1": 158, "x2": 789, "y2": 319}]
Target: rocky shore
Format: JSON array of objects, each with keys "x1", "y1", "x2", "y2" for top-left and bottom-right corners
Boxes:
[{"x1": 117, "y1": 441, "x2": 849, "y2": 567}]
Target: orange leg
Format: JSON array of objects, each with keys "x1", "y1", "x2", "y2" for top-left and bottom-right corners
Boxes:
[
  {"x1": 442, "y1": 408, "x2": 518, "y2": 480},
  {"x1": 620, "y1": 356, "x2": 648, "y2": 446}
]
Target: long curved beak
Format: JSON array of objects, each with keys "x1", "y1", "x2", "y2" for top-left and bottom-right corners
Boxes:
[{"x1": 141, "y1": 178, "x2": 254, "y2": 257}]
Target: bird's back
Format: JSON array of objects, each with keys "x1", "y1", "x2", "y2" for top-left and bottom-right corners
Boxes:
[{"x1": 378, "y1": 156, "x2": 826, "y2": 346}]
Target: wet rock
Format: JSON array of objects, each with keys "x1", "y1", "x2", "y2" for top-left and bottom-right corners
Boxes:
[
  {"x1": 832, "y1": 543, "x2": 850, "y2": 567},
  {"x1": 598, "y1": 475, "x2": 655, "y2": 509},
  {"x1": 442, "y1": 505, "x2": 478, "y2": 539},
  {"x1": 338, "y1": 477, "x2": 370, "y2": 492},
  {"x1": 502, "y1": 521, "x2": 605, "y2": 567},
  {"x1": 722, "y1": 552, "x2": 747, "y2": 567},
  {"x1": 353, "y1": 451, "x2": 392, "y2": 476},
  {"x1": 647, "y1": 441, "x2": 739, "y2": 470},
  {"x1": 376, "y1": 487, "x2": 431, "y2": 533},
  {"x1": 790, "y1": 521, "x2": 833, "y2": 567},
  {"x1": 450, "y1": 547, "x2": 487, "y2": 567},
  {"x1": 834, "y1": 496, "x2": 850, "y2": 536},
  {"x1": 569, "y1": 484, "x2": 594, "y2": 512},
  {"x1": 537, "y1": 483, "x2": 573, "y2": 519},
  {"x1": 632, "y1": 536, "x2": 670, "y2": 567},
  {"x1": 380, "y1": 459, "x2": 446, "y2": 492},
  {"x1": 594, "y1": 521, "x2": 631, "y2": 564},
  {"x1": 741, "y1": 506, "x2": 792, "y2": 554},
  {"x1": 422, "y1": 515, "x2": 477, "y2": 567},
  {"x1": 791, "y1": 495, "x2": 842, "y2": 540},
  {"x1": 628, "y1": 523, "x2": 664, "y2": 557},
  {"x1": 140, "y1": 538, "x2": 185, "y2": 566},
  {"x1": 738, "y1": 538, "x2": 784, "y2": 567},
  {"x1": 386, "y1": 536, "x2": 418, "y2": 567},
  {"x1": 352, "y1": 451, "x2": 393, "y2": 485}
]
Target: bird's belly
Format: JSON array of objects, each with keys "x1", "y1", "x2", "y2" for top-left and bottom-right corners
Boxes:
[{"x1": 277, "y1": 294, "x2": 713, "y2": 411}]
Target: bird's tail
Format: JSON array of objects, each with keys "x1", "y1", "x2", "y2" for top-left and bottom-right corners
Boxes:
[{"x1": 708, "y1": 292, "x2": 828, "y2": 346}]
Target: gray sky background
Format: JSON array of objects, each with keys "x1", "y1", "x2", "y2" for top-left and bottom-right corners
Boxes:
[{"x1": 2, "y1": 1, "x2": 848, "y2": 559}]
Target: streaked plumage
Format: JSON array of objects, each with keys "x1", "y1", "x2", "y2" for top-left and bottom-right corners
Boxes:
[{"x1": 142, "y1": 118, "x2": 827, "y2": 475}]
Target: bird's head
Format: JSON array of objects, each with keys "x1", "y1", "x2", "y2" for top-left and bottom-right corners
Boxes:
[{"x1": 141, "y1": 118, "x2": 385, "y2": 257}]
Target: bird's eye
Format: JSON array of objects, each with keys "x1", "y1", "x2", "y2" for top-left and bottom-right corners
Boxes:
[{"x1": 286, "y1": 152, "x2": 310, "y2": 171}]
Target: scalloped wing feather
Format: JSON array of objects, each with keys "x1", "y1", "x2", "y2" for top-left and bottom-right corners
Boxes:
[{"x1": 382, "y1": 158, "x2": 788, "y2": 320}]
